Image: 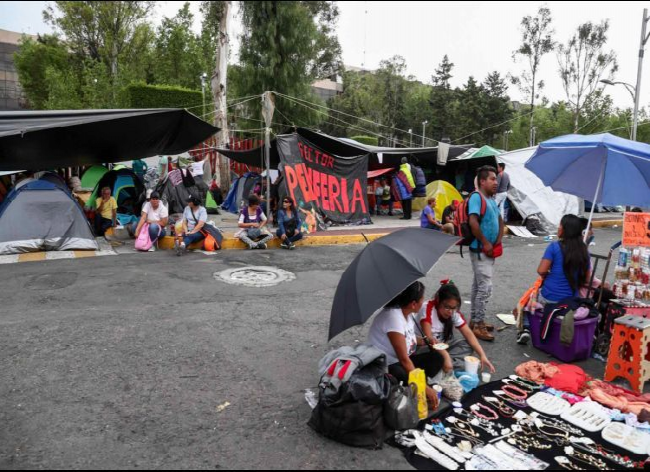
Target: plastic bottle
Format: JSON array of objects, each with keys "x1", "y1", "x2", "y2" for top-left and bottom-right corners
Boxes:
[{"x1": 618, "y1": 248, "x2": 629, "y2": 269}]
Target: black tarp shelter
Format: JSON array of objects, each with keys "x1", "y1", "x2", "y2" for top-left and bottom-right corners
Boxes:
[
  {"x1": 215, "y1": 128, "x2": 471, "y2": 170},
  {"x1": 0, "y1": 109, "x2": 219, "y2": 171}
]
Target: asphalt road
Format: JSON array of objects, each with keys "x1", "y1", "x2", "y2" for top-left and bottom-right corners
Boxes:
[{"x1": 0, "y1": 227, "x2": 623, "y2": 469}]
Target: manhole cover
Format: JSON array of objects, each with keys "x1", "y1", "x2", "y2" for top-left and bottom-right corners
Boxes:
[
  {"x1": 214, "y1": 266, "x2": 296, "y2": 287},
  {"x1": 29, "y1": 272, "x2": 78, "y2": 290}
]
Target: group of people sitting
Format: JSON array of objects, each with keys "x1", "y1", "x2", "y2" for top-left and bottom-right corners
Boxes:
[
  {"x1": 368, "y1": 280, "x2": 496, "y2": 410},
  {"x1": 235, "y1": 194, "x2": 304, "y2": 250}
]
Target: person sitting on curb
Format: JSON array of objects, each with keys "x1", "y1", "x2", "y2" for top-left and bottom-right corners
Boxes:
[
  {"x1": 130, "y1": 191, "x2": 168, "y2": 251},
  {"x1": 442, "y1": 200, "x2": 460, "y2": 235},
  {"x1": 277, "y1": 197, "x2": 303, "y2": 250},
  {"x1": 421, "y1": 198, "x2": 455, "y2": 235},
  {"x1": 368, "y1": 281, "x2": 442, "y2": 411},
  {"x1": 236, "y1": 194, "x2": 273, "y2": 250},
  {"x1": 416, "y1": 280, "x2": 496, "y2": 374},
  {"x1": 94, "y1": 186, "x2": 117, "y2": 237},
  {"x1": 175, "y1": 196, "x2": 207, "y2": 256}
]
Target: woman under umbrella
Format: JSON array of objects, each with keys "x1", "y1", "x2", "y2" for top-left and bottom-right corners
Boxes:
[{"x1": 367, "y1": 281, "x2": 442, "y2": 410}]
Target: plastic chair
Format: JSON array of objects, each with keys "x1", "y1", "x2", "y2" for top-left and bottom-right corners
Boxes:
[{"x1": 604, "y1": 315, "x2": 650, "y2": 393}]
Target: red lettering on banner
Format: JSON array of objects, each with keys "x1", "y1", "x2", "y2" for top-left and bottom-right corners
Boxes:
[
  {"x1": 285, "y1": 166, "x2": 298, "y2": 205},
  {"x1": 311, "y1": 170, "x2": 321, "y2": 202},
  {"x1": 326, "y1": 154, "x2": 335, "y2": 169},
  {"x1": 315, "y1": 150, "x2": 322, "y2": 166},
  {"x1": 351, "y1": 179, "x2": 367, "y2": 214},
  {"x1": 295, "y1": 164, "x2": 313, "y2": 202},
  {"x1": 321, "y1": 174, "x2": 330, "y2": 211},
  {"x1": 329, "y1": 175, "x2": 343, "y2": 213},
  {"x1": 298, "y1": 142, "x2": 305, "y2": 161},
  {"x1": 341, "y1": 178, "x2": 350, "y2": 213}
]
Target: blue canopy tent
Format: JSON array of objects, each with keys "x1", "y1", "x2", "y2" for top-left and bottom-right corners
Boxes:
[{"x1": 525, "y1": 133, "x2": 650, "y2": 238}]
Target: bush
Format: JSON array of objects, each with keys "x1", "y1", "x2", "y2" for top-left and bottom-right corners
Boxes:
[
  {"x1": 123, "y1": 83, "x2": 203, "y2": 109},
  {"x1": 350, "y1": 135, "x2": 379, "y2": 146}
]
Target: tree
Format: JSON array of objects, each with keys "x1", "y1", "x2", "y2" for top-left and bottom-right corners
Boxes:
[
  {"x1": 453, "y1": 77, "x2": 488, "y2": 145},
  {"x1": 154, "y1": 2, "x2": 206, "y2": 90},
  {"x1": 236, "y1": 1, "x2": 342, "y2": 130},
  {"x1": 376, "y1": 56, "x2": 407, "y2": 146},
  {"x1": 13, "y1": 35, "x2": 71, "y2": 109},
  {"x1": 557, "y1": 20, "x2": 618, "y2": 132},
  {"x1": 429, "y1": 55, "x2": 456, "y2": 141},
  {"x1": 511, "y1": 6, "x2": 555, "y2": 145},
  {"x1": 482, "y1": 72, "x2": 514, "y2": 146}
]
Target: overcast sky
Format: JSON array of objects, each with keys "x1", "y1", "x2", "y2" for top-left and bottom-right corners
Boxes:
[{"x1": 1, "y1": 1, "x2": 649, "y2": 111}]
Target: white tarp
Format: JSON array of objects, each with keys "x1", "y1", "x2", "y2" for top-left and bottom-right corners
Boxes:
[{"x1": 498, "y1": 147, "x2": 580, "y2": 229}]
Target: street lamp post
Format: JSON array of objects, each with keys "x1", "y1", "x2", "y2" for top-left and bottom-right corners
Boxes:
[
  {"x1": 422, "y1": 120, "x2": 428, "y2": 147},
  {"x1": 408, "y1": 128, "x2": 413, "y2": 147},
  {"x1": 503, "y1": 130, "x2": 513, "y2": 151},
  {"x1": 601, "y1": 8, "x2": 650, "y2": 142}
]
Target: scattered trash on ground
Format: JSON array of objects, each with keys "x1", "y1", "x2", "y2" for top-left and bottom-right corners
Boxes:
[
  {"x1": 304, "y1": 389, "x2": 318, "y2": 410},
  {"x1": 216, "y1": 402, "x2": 230, "y2": 413}
]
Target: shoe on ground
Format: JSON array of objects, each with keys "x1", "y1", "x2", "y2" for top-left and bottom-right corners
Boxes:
[
  {"x1": 472, "y1": 322, "x2": 495, "y2": 342},
  {"x1": 175, "y1": 240, "x2": 182, "y2": 256},
  {"x1": 289, "y1": 241, "x2": 296, "y2": 250},
  {"x1": 148, "y1": 246, "x2": 156, "y2": 252},
  {"x1": 281, "y1": 241, "x2": 290, "y2": 249},
  {"x1": 517, "y1": 329, "x2": 531, "y2": 345},
  {"x1": 258, "y1": 243, "x2": 268, "y2": 250},
  {"x1": 470, "y1": 321, "x2": 495, "y2": 332}
]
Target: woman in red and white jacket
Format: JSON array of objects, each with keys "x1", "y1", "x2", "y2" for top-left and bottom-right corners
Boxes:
[{"x1": 416, "y1": 281, "x2": 496, "y2": 374}]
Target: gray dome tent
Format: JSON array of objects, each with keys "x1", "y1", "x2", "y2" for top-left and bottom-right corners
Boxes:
[{"x1": 0, "y1": 177, "x2": 98, "y2": 255}]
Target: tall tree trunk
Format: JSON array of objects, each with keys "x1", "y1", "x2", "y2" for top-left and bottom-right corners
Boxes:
[
  {"x1": 529, "y1": 76, "x2": 536, "y2": 147},
  {"x1": 212, "y1": 1, "x2": 231, "y2": 191}
]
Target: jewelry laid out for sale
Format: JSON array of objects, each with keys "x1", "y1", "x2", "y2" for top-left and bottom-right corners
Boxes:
[
  {"x1": 396, "y1": 377, "x2": 649, "y2": 471},
  {"x1": 526, "y1": 391, "x2": 571, "y2": 416},
  {"x1": 561, "y1": 401, "x2": 612, "y2": 432},
  {"x1": 601, "y1": 421, "x2": 650, "y2": 455}
]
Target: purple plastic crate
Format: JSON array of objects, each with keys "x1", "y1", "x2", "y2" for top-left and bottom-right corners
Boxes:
[{"x1": 528, "y1": 310, "x2": 598, "y2": 362}]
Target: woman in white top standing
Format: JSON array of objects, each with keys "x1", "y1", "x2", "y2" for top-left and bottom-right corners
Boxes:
[
  {"x1": 417, "y1": 281, "x2": 496, "y2": 374},
  {"x1": 368, "y1": 281, "x2": 442, "y2": 410}
]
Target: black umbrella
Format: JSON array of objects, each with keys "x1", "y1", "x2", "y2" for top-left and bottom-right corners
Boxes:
[{"x1": 329, "y1": 228, "x2": 459, "y2": 340}]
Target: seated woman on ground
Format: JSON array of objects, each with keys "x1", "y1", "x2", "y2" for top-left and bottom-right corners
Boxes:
[
  {"x1": 417, "y1": 281, "x2": 496, "y2": 374},
  {"x1": 367, "y1": 281, "x2": 442, "y2": 410},
  {"x1": 175, "y1": 196, "x2": 207, "y2": 255},
  {"x1": 517, "y1": 214, "x2": 591, "y2": 345},
  {"x1": 236, "y1": 194, "x2": 273, "y2": 250},
  {"x1": 420, "y1": 198, "x2": 455, "y2": 235},
  {"x1": 277, "y1": 197, "x2": 303, "y2": 250}
]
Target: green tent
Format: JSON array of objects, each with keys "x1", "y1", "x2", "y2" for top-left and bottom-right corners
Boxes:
[
  {"x1": 80, "y1": 165, "x2": 108, "y2": 190},
  {"x1": 454, "y1": 145, "x2": 502, "y2": 161}
]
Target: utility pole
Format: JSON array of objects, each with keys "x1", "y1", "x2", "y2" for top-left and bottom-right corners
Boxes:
[
  {"x1": 212, "y1": 1, "x2": 232, "y2": 190},
  {"x1": 633, "y1": 8, "x2": 650, "y2": 141},
  {"x1": 422, "y1": 120, "x2": 428, "y2": 147},
  {"x1": 262, "y1": 91, "x2": 275, "y2": 222}
]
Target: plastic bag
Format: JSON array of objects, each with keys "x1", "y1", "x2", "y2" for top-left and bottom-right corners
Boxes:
[
  {"x1": 409, "y1": 368, "x2": 428, "y2": 419},
  {"x1": 347, "y1": 365, "x2": 391, "y2": 405},
  {"x1": 455, "y1": 371, "x2": 479, "y2": 393},
  {"x1": 384, "y1": 381, "x2": 419, "y2": 431},
  {"x1": 135, "y1": 223, "x2": 153, "y2": 251},
  {"x1": 438, "y1": 374, "x2": 464, "y2": 401}
]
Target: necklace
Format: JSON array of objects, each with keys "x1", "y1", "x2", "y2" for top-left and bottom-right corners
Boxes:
[
  {"x1": 453, "y1": 419, "x2": 479, "y2": 437},
  {"x1": 565, "y1": 447, "x2": 607, "y2": 469},
  {"x1": 511, "y1": 375, "x2": 542, "y2": 389},
  {"x1": 503, "y1": 378, "x2": 534, "y2": 393},
  {"x1": 502, "y1": 384, "x2": 528, "y2": 401},
  {"x1": 555, "y1": 456, "x2": 584, "y2": 470},
  {"x1": 470, "y1": 403, "x2": 498, "y2": 420},
  {"x1": 537, "y1": 423, "x2": 570, "y2": 440},
  {"x1": 482, "y1": 396, "x2": 515, "y2": 417},
  {"x1": 493, "y1": 390, "x2": 528, "y2": 409},
  {"x1": 537, "y1": 414, "x2": 584, "y2": 436},
  {"x1": 507, "y1": 433, "x2": 552, "y2": 452}
]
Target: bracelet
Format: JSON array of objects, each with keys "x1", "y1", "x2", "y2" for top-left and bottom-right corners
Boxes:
[
  {"x1": 502, "y1": 384, "x2": 528, "y2": 401},
  {"x1": 470, "y1": 403, "x2": 498, "y2": 421}
]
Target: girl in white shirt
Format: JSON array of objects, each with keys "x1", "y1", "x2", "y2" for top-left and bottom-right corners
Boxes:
[
  {"x1": 417, "y1": 281, "x2": 496, "y2": 374},
  {"x1": 368, "y1": 281, "x2": 443, "y2": 410}
]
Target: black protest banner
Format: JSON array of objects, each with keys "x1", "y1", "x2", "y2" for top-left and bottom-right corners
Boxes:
[{"x1": 277, "y1": 134, "x2": 370, "y2": 225}]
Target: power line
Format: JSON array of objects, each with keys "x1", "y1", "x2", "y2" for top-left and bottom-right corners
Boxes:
[
  {"x1": 280, "y1": 94, "x2": 414, "y2": 147},
  {"x1": 273, "y1": 91, "x2": 432, "y2": 144},
  {"x1": 451, "y1": 108, "x2": 536, "y2": 144}
]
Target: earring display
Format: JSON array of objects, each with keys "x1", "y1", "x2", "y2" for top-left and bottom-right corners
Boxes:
[
  {"x1": 526, "y1": 391, "x2": 571, "y2": 416},
  {"x1": 561, "y1": 402, "x2": 612, "y2": 433},
  {"x1": 601, "y1": 422, "x2": 650, "y2": 455}
]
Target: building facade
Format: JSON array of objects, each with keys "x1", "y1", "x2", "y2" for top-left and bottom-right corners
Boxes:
[{"x1": 0, "y1": 29, "x2": 34, "y2": 111}]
